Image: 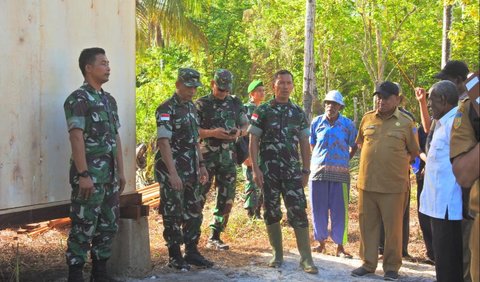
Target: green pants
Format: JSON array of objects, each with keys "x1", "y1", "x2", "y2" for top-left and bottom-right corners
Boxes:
[
  {"x1": 263, "y1": 176, "x2": 308, "y2": 228},
  {"x1": 200, "y1": 147, "x2": 237, "y2": 233},
  {"x1": 66, "y1": 183, "x2": 119, "y2": 266},
  {"x1": 159, "y1": 178, "x2": 203, "y2": 247},
  {"x1": 242, "y1": 165, "x2": 263, "y2": 212}
]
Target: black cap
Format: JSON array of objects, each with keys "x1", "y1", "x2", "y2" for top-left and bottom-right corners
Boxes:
[
  {"x1": 435, "y1": 60, "x2": 469, "y2": 81},
  {"x1": 373, "y1": 81, "x2": 399, "y2": 97}
]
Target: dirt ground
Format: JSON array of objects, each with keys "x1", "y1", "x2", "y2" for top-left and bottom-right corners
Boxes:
[{"x1": 0, "y1": 167, "x2": 436, "y2": 282}]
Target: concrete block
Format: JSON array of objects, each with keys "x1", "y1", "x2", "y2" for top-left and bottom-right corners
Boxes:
[{"x1": 107, "y1": 217, "x2": 152, "y2": 277}]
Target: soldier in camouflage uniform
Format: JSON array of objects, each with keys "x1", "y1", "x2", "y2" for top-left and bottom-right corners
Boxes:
[
  {"x1": 195, "y1": 69, "x2": 249, "y2": 250},
  {"x1": 242, "y1": 79, "x2": 265, "y2": 219},
  {"x1": 248, "y1": 70, "x2": 318, "y2": 274},
  {"x1": 154, "y1": 68, "x2": 213, "y2": 270},
  {"x1": 64, "y1": 47, "x2": 126, "y2": 282}
]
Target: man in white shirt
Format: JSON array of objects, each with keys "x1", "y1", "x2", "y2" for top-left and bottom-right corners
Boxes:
[{"x1": 419, "y1": 80, "x2": 462, "y2": 282}]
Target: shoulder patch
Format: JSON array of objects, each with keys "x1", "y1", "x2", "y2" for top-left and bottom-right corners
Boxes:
[
  {"x1": 160, "y1": 113, "x2": 170, "y2": 121},
  {"x1": 453, "y1": 111, "x2": 463, "y2": 129}
]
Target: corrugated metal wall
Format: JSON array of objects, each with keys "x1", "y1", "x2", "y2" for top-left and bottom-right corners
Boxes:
[{"x1": 0, "y1": 0, "x2": 136, "y2": 213}]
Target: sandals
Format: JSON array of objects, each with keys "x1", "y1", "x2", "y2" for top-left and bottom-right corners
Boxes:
[{"x1": 311, "y1": 242, "x2": 326, "y2": 253}]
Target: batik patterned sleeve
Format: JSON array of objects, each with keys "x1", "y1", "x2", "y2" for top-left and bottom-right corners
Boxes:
[
  {"x1": 309, "y1": 116, "x2": 319, "y2": 145},
  {"x1": 347, "y1": 119, "x2": 358, "y2": 147}
]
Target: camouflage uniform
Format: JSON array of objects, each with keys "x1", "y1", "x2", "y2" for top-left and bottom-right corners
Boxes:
[
  {"x1": 195, "y1": 70, "x2": 248, "y2": 233},
  {"x1": 247, "y1": 98, "x2": 310, "y2": 227},
  {"x1": 243, "y1": 100, "x2": 263, "y2": 214},
  {"x1": 154, "y1": 91, "x2": 203, "y2": 247},
  {"x1": 64, "y1": 83, "x2": 121, "y2": 266}
]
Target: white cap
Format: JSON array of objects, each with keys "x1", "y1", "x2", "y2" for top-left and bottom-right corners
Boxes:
[{"x1": 324, "y1": 90, "x2": 345, "y2": 106}]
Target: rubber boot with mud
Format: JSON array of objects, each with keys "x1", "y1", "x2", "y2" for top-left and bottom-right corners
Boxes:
[
  {"x1": 294, "y1": 227, "x2": 319, "y2": 274},
  {"x1": 266, "y1": 222, "x2": 283, "y2": 268}
]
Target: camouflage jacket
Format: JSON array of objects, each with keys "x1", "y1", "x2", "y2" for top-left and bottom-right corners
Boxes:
[
  {"x1": 244, "y1": 100, "x2": 257, "y2": 120},
  {"x1": 248, "y1": 98, "x2": 310, "y2": 180},
  {"x1": 195, "y1": 93, "x2": 248, "y2": 151},
  {"x1": 64, "y1": 83, "x2": 120, "y2": 184},
  {"x1": 154, "y1": 93, "x2": 200, "y2": 183}
]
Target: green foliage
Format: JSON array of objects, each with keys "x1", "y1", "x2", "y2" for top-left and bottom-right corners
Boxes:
[
  {"x1": 450, "y1": 0, "x2": 480, "y2": 71},
  {"x1": 136, "y1": 46, "x2": 201, "y2": 179},
  {"x1": 135, "y1": 0, "x2": 479, "y2": 180}
]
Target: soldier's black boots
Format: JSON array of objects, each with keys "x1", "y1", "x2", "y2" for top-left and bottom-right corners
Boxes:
[
  {"x1": 184, "y1": 243, "x2": 214, "y2": 268},
  {"x1": 206, "y1": 229, "x2": 229, "y2": 250},
  {"x1": 168, "y1": 244, "x2": 190, "y2": 271},
  {"x1": 68, "y1": 264, "x2": 84, "y2": 282},
  {"x1": 90, "y1": 259, "x2": 117, "y2": 282}
]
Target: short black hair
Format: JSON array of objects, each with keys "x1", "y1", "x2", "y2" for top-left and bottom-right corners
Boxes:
[
  {"x1": 78, "y1": 47, "x2": 105, "y2": 76},
  {"x1": 273, "y1": 69, "x2": 294, "y2": 83},
  {"x1": 435, "y1": 60, "x2": 470, "y2": 81}
]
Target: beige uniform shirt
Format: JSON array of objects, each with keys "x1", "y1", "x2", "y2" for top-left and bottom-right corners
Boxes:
[
  {"x1": 356, "y1": 108, "x2": 420, "y2": 193},
  {"x1": 450, "y1": 99, "x2": 479, "y2": 214}
]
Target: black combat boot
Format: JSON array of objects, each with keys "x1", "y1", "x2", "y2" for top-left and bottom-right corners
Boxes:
[
  {"x1": 167, "y1": 244, "x2": 190, "y2": 271},
  {"x1": 90, "y1": 258, "x2": 114, "y2": 282},
  {"x1": 206, "y1": 229, "x2": 229, "y2": 250},
  {"x1": 184, "y1": 243, "x2": 214, "y2": 268},
  {"x1": 254, "y1": 208, "x2": 263, "y2": 220},
  {"x1": 68, "y1": 264, "x2": 84, "y2": 282}
]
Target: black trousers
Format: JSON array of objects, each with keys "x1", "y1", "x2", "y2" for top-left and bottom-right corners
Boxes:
[
  {"x1": 430, "y1": 215, "x2": 463, "y2": 282},
  {"x1": 417, "y1": 178, "x2": 435, "y2": 260}
]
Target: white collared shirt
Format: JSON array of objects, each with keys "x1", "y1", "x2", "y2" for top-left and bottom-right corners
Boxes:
[{"x1": 420, "y1": 106, "x2": 462, "y2": 220}]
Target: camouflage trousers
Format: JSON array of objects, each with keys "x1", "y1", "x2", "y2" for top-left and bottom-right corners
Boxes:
[
  {"x1": 158, "y1": 178, "x2": 203, "y2": 247},
  {"x1": 263, "y1": 176, "x2": 308, "y2": 228},
  {"x1": 200, "y1": 148, "x2": 237, "y2": 233},
  {"x1": 242, "y1": 165, "x2": 263, "y2": 212},
  {"x1": 66, "y1": 183, "x2": 119, "y2": 266}
]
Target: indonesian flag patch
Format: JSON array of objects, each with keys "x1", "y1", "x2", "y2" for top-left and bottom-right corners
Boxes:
[
  {"x1": 251, "y1": 113, "x2": 259, "y2": 121},
  {"x1": 160, "y1": 113, "x2": 170, "y2": 121}
]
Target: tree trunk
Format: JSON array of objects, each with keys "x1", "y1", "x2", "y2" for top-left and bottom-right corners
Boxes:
[
  {"x1": 303, "y1": 0, "x2": 316, "y2": 121},
  {"x1": 441, "y1": 2, "x2": 452, "y2": 67}
]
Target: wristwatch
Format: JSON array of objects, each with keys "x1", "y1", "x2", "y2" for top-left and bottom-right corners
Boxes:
[
  {"x1": 301, "y1": 168, "x2": 311, "y2": 175},
  {"x1": 77, "y1": 170, "x2": 90, "y2": 178}
]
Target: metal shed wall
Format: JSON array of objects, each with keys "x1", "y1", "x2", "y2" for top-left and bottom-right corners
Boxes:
[{"x1": 0, "y1": 0, "x2": 136, "y2": 214}]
